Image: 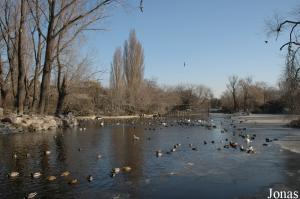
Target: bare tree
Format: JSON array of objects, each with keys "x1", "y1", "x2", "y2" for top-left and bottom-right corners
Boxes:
[
  {"x1": 27, "y1": 0, "x2": 45, "y2": 111},
  {"x1": 110, "y1": 47, "x2": 124, "y2": 113},
  {"x1": 270, "y1": 9, "x2": 300, "y2": 113},
  {"x1": 0, "y1": 0, "x2": 19, "y2": 105},
  {"x1": 227, "y1": 75, "x2": 239, "y2": 112},
  {"x1": 123, "y1": 29, "x2": 144, "y2": 109},
  {"x1": 0, "y1": 54, "x2": 10, "y2": 112},
  {"x1": 192, "y1": 85, "x2": 213, "y2": 106},
  {"x1": 16, "y1": 0, "x2": 27, "y2": 114},
  {"x1": 55, "y1": 32, "x2": 68, "y2": 115},
  {"x1": 26, "y1": 0, "x2": 119, "y2": 114},
  {"x1": 110, "y1": 47, "x2": 123, "y2": 91},
  {"x1": 239, "y1": 76, "x2": 252, "y2": 112}
]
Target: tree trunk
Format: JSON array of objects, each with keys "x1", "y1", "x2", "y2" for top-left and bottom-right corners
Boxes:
[
  {"x1": 38, "y1": 0, "x2": 56, "y2": 115},
  {"x1": 55, "y1": 74, "x2": 67, "y2": 116},
  {"x1": 31, "y1": 35, "x2": 42, "y2": 111},
  {"x1": 31, "y1": 66, "x2": 39, "y2": 110},
  {"x1": 0, "y1": 56, "x2": 7, "y2": 112},
  {"x1": 38, "y1": 49, "x2": 53, "y2": 114},
  {"x1": 1, "y1": 88, "x2": 8, "y2": 112},
  {"x1": 233, "y1": 92, "x2": 237, "y2": 112},
  {"x1": 243, "y1": 94, "x2": 247, "y2": 112},
  {"x1": 16, "y1": 0, "x2": 27, "y2": 115}
]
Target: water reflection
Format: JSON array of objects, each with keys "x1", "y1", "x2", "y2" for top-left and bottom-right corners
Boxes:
[{"x1": 0, "y1": 117, "x2": 300, "y2": 199}]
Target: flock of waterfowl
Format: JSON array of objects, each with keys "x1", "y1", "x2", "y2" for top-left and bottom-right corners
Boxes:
[
  {"x1": 140, "y1": 116, "x2": 278, "y2": 160},
  {"x1": 5, "y1": 116, "x2": 277, "y2": 199},
  {"x1": 8, "y1": 149, "x2": 85, "y2": 198},
  {"x1": 7, "y1": 127, "x2": 134, "y2": 199}
]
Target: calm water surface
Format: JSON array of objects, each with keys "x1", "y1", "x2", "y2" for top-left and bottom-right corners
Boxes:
[{"x1": 0, "y1": 114, "x2": 300, "y2": 199}]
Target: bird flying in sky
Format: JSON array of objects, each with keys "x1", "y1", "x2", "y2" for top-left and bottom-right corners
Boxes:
[{"x1": 139, "y1": 0, "x2": 144, "y2": 12}]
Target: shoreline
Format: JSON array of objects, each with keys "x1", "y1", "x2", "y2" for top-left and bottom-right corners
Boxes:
[
  {"x1": 276, "y1": 140, "x2": 300, "y2": 154},
  {"x1": 232, "y1": 114, "x2": 300, "y2": 125},
  {"x1": 232, "y1": 114, "x2": 300, "y2": 154},
  {"x1": 1, "y1": 113, "x2": 300, "y2": 134},
  {"x1": 76, "y1": 114, "x2": 154, "y2": 120}
]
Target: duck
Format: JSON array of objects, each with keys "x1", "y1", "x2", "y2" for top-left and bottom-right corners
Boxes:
[
  {"x1": 61, "y1": 171, "x2": 70, "y2": 177},
  {"x1": 68, "y1": 179, "x2": 78, "y2": 185},
  {"x1": 245, "y1": 138, "x2": 251, "y2": 144},
  {"x1": 87, "y1": 175, "x2": 93, "y2": 182},
  {"x1": 100, "y1": 121, "x2": 104, "y2": 127},
  {"x1": 13, "y1": 153, "x2": 18, "y2": 159},
  {"x1": 111, "y1": 168, "x2": 121, "y2": 177},
  {"x1": 26, "y1": 153, "x2": 30, "y2": 158},
  {"x1": 24, "y1": 192, "x2": 37, "y2": 199},
  {"x1": 8, "y1": 171, "x2": 19, "y2": 178},
  {"x1": 47, "y1": 176, "x2": 56, "y2": 181},
  {"x1": 266, "y1": 138, "x2": 272, "y2": 143},
  {"x1": 133, "y1": 134, "x2": 140, "y2": 141},
  {"x1": 112, "y1": 168, "x2": 121, "y2": 174},
  {"x1": 240, "y1": 145, "x2": 246, "y2": 151},
  {"x1": 229, "y1": 141, "x2": 238, "y2": 149},
  {"x1": 170, "y1": 148, "x2": 176, "y2": 152},
  {"x1": 156, "y1": 150, "x2": 163, "y2": 157},
  {"x1": 44, "y1": 150, "x2": 51, "y2": 155},
  {"x1": 247, "y1": 146, "x2": 255, "y2": 154},
  {"x1": 203, "y1": 141, "x2": 207, "y2": 145},
  {"x1": 97, "y1": 154, "x2": 102, "y2": 159},
  {"x1": 31, "y1": 172, "x2": 42, "y2": 178},
  {"x1": 95, "y1": 116, "x2": 103, "y2": 120},
  {"x1": 122, "y1": 166, "x2": 132, "y2": 172}
]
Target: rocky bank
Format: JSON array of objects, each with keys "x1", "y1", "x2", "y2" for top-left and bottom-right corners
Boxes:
[{"x1": 0, "y1": 113, "x2": 78, "y2": 134}]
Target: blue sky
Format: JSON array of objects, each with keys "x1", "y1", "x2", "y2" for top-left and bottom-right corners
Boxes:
[{"x1": 83, "y1": 0, "x2": 299, "y2": 97}]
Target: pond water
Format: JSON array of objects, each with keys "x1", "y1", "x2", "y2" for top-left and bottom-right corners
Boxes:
[{"x1": 0, "y1": 114, "x2": 300, "y2": 199}]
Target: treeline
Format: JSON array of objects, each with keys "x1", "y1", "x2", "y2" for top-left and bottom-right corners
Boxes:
[
  {"x1": 219, "y1": 76, "x2": 283, "y2": 113},
  {"x1": 219, "y1": 7, "x2": 300, "y2": 115},
  {"x1": 0, "y1": 0, "x2": 212, "y2": 116},
  {"x1": 0, "y1": 0, "x2": 123, "y2": 115},
  {"x1": 108, "y1": 30, "x2": 212, "y2": 116}
]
